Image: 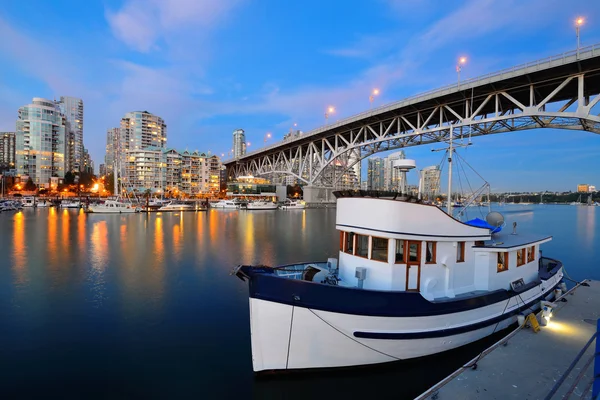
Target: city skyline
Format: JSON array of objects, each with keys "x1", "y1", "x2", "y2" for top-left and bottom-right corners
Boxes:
[{"x1": 0, "y1": 1, "x2": 599, "y2": 191}]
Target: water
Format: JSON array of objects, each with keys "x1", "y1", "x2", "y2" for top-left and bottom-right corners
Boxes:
[{"x1": 0, "y1": 205, "x2": 598, "y2": 399}]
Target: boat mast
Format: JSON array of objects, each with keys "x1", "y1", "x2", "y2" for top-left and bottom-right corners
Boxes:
[
  {"x1": 113, "y1": 159, "x2": 118, "y2": 197},
  {"x1": 447, "y1": 126, "x2": 454, "y2": 216}
]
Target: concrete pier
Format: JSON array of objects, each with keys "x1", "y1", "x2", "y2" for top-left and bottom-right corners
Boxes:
[{"x1": 416, "y1": 280, "x2": 600, "y2": 400}]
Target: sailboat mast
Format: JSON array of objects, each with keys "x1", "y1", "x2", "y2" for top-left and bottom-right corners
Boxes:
[
  {"x1": 447, "y1": 127, "x2": 453, "y2": 216},
  {"x1": 113, "y1": 160, "x2": 118, "y2": 197}
]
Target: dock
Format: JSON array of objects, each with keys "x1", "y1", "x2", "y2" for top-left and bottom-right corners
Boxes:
[{"x1": 417, "y1": 280, "x2": 600, "y2": 400}]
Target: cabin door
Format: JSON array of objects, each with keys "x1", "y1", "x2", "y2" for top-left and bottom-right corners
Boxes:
[{"x1": 406, "y1": 241, "x2": 421, "y2": 291}]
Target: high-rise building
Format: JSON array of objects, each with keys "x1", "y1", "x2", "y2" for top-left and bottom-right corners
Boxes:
[
  {"x1": 57, "y1": 96, "x2": 84, "y2": 172},
  {"x1": 383, "y1": 150, "x2": 406, "y2": 191},
  {"x1": 0, "y1": 132, "x2": 16, "y2": 169},
  {"x1": 420, "y1": 165, "x2": 441, "y2": 199},
  {"x1": 118, "y1": 111, "x2": 167, "y2": 176},
  {"x1": 233, "y1": 129, "x2": 246, "y2": 158},
  {"x1": 99, "y1": 164, "x2": 106, "y2": 176},
  {"x1": 104, "y1": 127, "x2": 119, "y2": 173},
  {"x1": 577, "y1": 184, "x2": 590, "y2": 193},
  {"x1": 82, "y1": 148, "x2": 94, "y2": 175},
  {"x1": 367, "y1": 157, "x2": 385, "y2": 190},
  {"x1": 16, "y1": 98, "x2": 68, "y2": 186}
]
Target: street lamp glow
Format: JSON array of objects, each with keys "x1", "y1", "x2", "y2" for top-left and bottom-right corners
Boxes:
[
  {"x1": 369, "y1": 88, "x2": 380, "y2": 109},
  {"x1": 575, "y1": 17, "x2": 585, "y2": 58},
  {"x1": 325, "y1": 106, "x2": 335, "y2": 125},
  {"x1": 372, "y1": 88, "x2": 380, "y2": 96},
  {"x1": 456, "y1": 56, "x2": 468, "y2": 88},
  {"x1": 328, "y1": 106, "x2": 335, "y2": 113},
  {"x1": 459, "y1": 57, "x2": 467, "y2": 65},
  {"x1": 576, "y1": 17, "x2": 584, "y2": 26}
]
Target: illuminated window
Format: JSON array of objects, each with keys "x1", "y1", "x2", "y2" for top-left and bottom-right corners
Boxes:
[
  {"x1": 517, "y1": 248, "x2": 526, "y2": 267},
  {"x1": 395, "y1": 240, "x2": 406, "y2": 263},
  {"x1": 371, "y1": 237, "x2": 388, "y2": 262},
  {"x1": 355, "y1": 234, "x2": 369, "y2": 258},
  {"x1": 527, "y1": 246, "x2": 535, "y2": 263},
  {"x1": 425, "y1": 241, "x2": 436, "y2": 263},
  {"x1": 497, "y1": 252, "x2": 509, "y2": 272},
  {"x1": 456, "y1": 242, "x2": 465, "y2": 262}
]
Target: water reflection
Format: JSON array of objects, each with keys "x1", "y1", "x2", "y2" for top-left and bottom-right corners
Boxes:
[
  {"x1": 89, "y1": 220, "x2": 108, "y2": 307},
  {"x1": 11, "y1": 211, "x2": 27, "y2": 285}
]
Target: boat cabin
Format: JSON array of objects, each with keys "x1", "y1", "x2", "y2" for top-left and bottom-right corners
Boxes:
[{"x1": 336, "y1": 196, "x2": 551, "y2": 300}]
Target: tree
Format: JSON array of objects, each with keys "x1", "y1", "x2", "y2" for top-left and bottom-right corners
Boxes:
[
  {"x1": 64, "y1": 171, "x2": 75, "y2": 184},
  {"x1": 24, "y1": 178, "x2": 37, "y2": 191},
  {"x1": 105, "y1": 173, "x2": 115, "y2": 194}
]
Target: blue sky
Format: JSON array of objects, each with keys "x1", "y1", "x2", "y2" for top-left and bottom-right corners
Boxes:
[{"x1": 0, "y1": 0, "x2": 599, "y2": 191}]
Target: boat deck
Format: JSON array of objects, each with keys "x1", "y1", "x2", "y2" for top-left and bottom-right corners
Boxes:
[{"x1": 416, "y1": 280, "x2": 600, "y2": 400}]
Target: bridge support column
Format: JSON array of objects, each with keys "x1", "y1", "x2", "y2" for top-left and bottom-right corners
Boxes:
[{"x1": 303, "y1": 186, "x2": 336, "y2": 204}]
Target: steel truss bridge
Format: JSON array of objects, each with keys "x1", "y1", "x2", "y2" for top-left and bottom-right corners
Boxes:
[{"x1": 225, "y1": 44, "x2": 600, "y2": 193}]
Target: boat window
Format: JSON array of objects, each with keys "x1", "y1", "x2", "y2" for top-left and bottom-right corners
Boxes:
[
  {"x1": 527, "y1": 246, "x2": 535, "y2": 263},
  {"x1": 425, "y1": 241, "x2": 436, "y2": 263},
  {"x1": 497, "y1": 252, "x2": 509, "y2": 272},
  {"x1": 517, "y1": 249, "x2": 526, "y2": 267},
  {"x1": 456, "y1": 242, "x2": 465, "y2": 263},
  {"x1": 355, "y1": 234, "x2": 369, "y2": 258},
  {"x1": 395, "y1": 240, "x2": 406, "y2": 263},
  {"x1": 408, "y1": 242, "x2": 419, "y2": 262},
  {"x1": 371, "y1": 237, "x2": 388, "y2": 262},
  {"x1": 345, "y1": 232, "x2": 354, "y2": 254}
]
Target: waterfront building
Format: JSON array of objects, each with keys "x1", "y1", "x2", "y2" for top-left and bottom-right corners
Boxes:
[
  {"x1": 577, "y1": 184, "x2": 590, "y2": 193},
  {"x1": 82, "y1": 148, "x2": 94, "y2": 175},
  {"x1": 57, "y1": 96, "x2": 84, "y2": 172},
  {"x1": 233, "y1": 129, "x2": 246, "y2": 159},
  {"x1": 420, "y1": 165, "x2": 441, "y2": 199},
  {"x1": 104, "y1": 127, "x2": 119, "y2": 173},
  {"x1": 367, "y1": 157, "x2": 385, "y2": 190},
  {"x1": 0, "y1": 132, "x2": 16, "y2": 169},
  {"x1": 383, "y1": 150, "x2": 406, "y2": 191},
  {"x1": 15, "y1": 98, "x2": 68, "y2": 186},
  {"x1": 99, "y1": 164, "x2": 106, "y2": 176},
  {"x1": 124, "y1": 147, "x2": 164, "y2": 193},
  {"x1": 589, "y1": 185, "x2": 596, "y2": 192},
  {"x1": 118, "y1": 111, "x2": 167, "y2": 174}
]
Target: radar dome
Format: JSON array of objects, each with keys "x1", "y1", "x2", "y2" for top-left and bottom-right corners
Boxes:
[{"x1": 486, "y1": 211, "x2": 505, "y2": 228}]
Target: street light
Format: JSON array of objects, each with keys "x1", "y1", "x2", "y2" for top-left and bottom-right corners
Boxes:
[
  {"x1": 576, "y1": 17, "x2": 584, "y2": 58},
  {"x1": 325, "y1": 106, "x2": 335, "y2": 125},
  {"x1": 456, "y1": 56, "x2": 467, "y2": 88},
  {"x1": 264, "y1": 132, "x2": 272, "y2": 146},
  {"x1": 369, "y1": 88, "x2": 380, "y2": 110}
]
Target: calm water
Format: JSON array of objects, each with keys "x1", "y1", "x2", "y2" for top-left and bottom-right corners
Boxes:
[{"x1": 0, "y1": 205, "x2": 598, "y2": 399}]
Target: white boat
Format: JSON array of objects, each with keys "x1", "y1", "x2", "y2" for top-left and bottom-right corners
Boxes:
[
  {"x1": 61, "y1": 200, "x2": 81, "y2": 208},
  {"x1": 212, "y1": 199, "x2": 242, "y2": 209},
  {"x1": 233, "y1": 191, "x2": 564, "y2": 374},
  {"x1": 87, "y1": 199, "x2": 138, "y2": 214},
  {"x1": 36, "y1": 199, "x2": 52, "y2": 207},
  {"x1": 21, "y1": 197, "x2": 36, "y2": 207},
  {"x1": 158, "y1": 201, "x2": 196, "y2": 212},
  {"x1": 246, "y1": 200, "x2": 278, "y2": 210},
  {"x1": 279, "y1": 199, "x2": 306, "y2": 210}
]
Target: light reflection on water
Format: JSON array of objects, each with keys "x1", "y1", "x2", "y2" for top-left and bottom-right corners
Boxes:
[{"x1": 0, "y1": 205, "x2": 598, "y2": 398}]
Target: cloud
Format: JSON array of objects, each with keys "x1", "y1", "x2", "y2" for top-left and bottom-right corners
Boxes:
[{"x1": 106, "y1": 0, "x2": 243, "y2": 52}]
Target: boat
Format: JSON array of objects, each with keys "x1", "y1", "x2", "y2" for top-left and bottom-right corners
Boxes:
[
  {"x1": 246, "y1": 200, "x2": 278, "y2": 210},
  {"x1": 158, "y1": 201, "x2": 196, "y2": 212},
  {"x1": 570, "y1": 194, "x2": 583, "y2": 205},
  {"x1": 61, "y1": 200, "x2": 81, "y2": 208},
  {"x1": 36, "y1": 199, "x2": 52, "y2": 207},
  {"x1": 233, "y1": 135, "x2": 564, "y2": 374},
  {"x1": 212, "y1": 199, "x2": 242, "y2": 209},
  {"x1": 279, "y1": 199, "x2": 306, "y2": 210},
  {"x1": 233, "y1": 191, "x2": 564, "y2": 373},
  {"x1": 0, "y1": 200, "x2": 22, "y2": 211},
  {"x1": 87, "y1": 199, "x2": 139, "y2": 214},
  {"x1": 21, "y1": 196, "x2": 36, "y2": 207}
]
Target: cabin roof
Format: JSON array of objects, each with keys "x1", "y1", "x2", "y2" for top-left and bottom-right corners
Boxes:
[{"x1": 475, "y1": 232, "x2": 552, "y2": 249}]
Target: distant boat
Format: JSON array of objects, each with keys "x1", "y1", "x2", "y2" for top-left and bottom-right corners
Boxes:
[
  {"x1": 279, "y1": 199, "x2": 306, "y2": 210},
  {"x1": 246, "y1": 200, "x2": 278, "y2": 210},
  {"x1": 570, "y1": 194, "x2": 583, "y2": 206},
  {"x1": 88, "y1": 199, "x2": 139, "y2": 214}
]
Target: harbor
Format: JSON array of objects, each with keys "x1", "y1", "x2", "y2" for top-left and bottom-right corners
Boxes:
[{"x1": 417, "y1": 279, "x2": 600, "y2": 400}]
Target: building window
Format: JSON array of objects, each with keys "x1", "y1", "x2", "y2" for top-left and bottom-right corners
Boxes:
[
  {"x1": 497, "y1": 252, "x2": 509, "y2": 272},
  {"x1": 517, "y1": 248, "x2": 526, "y2": 267},
  {"x1": 355, "y1": 234, "x2": 369, "y2": 258},
  {"x1": 527, "y1": 246, "x2": 535, "y2": 263},
  {"x1": 425, "y1": 241, "x2": 436, "y2": 263},
  {"x1": 344, "y1": 232, "x2": 354, "y2": 254},
  {"x1": 395, "y1": 240, "x2": 406, "y2": 263},
  {"x1": 371, "y1": 237, "x2": 389, "y2": 262},
  {"x1": 456, "y1": 242, "x2": 465, "y2": 262}
]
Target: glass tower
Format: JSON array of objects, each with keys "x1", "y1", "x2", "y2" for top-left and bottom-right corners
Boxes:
[{"x1": 233, "y1": 129, "x2": 246, "y2": 159}]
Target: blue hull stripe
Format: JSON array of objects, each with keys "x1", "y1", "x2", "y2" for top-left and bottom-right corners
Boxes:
[
  {"x1": 353, "y1": 281, "x2": 560, "y2": 339},
  {"x1": 336, "y1": 223, "x2": 490, "y2": 239}
]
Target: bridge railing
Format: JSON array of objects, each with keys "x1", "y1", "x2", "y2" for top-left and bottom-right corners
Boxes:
[{"x1": 229, "y1": 43, "x2": 600, "y2": 163}]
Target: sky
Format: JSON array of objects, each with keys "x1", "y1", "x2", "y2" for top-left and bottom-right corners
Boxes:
[{"x1": 0, "y1": 0, "x2": 599, "y2": 192}]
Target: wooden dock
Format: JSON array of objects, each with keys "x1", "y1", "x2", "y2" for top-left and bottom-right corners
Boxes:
[{"x1": 416, "y1": 280, "x2": 600, "y2": 400}]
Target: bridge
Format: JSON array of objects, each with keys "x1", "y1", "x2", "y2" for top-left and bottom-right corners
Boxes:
[{"x1": 225, "y1": 43, "x2": 600, "y2": 202}]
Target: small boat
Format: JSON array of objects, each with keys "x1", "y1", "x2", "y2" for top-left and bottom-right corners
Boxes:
[
  {"x1": 87, "y1": 199, "x2": 139, "y2": 214},
  {"x1": 21, "y1": 197, "x2": 36, "y2": 207},
  {"x1": 279, "y1": 199, "x2": 306, "y2": 210},
  {"x1": 61, "y1": 200, "x2": 81, "y2": 208},
  {"x1": 233, "y1": 190, "x2": 564, "y2": 374},
  {"x1": 246, "y1": 200, "x2": 278, "y2": 210},
  {"x1": 36, "y1": 199, "x2": 52, "y2": 208},
  {"x1": 0, "y1": 200, "x2": 22, "y2": 211},
  {"x1": 158, "y1": 201, "x2": 196, "y2": 212},
  {"x1": 212, "y1": 199, "x2": 242, "y2": 209}
]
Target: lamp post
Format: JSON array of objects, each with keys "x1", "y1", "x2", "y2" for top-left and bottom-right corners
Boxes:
[
  {"x1": 576, "y1": 17, "x2": 584, "y2": 58},
  {"x1": 263, "y1": 132, "x2": 271, "y2": 146},
  {"x1": 369, "y1": 88, "x2": 380, "y2": 110},
  {"x1": 325, "y1": 106, "x2": 335, "y2": 126},
  {"x1": 456, "y1": 56, "x2": 467, "y2": 88}
]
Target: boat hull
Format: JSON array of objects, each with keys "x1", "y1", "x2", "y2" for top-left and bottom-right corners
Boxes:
[
  {"x1": 87, "y1": 206, "x2": 138, "y2": 213},
  {"x1": 242, "y1": 265, "x2": 563, "y2": 373}
]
